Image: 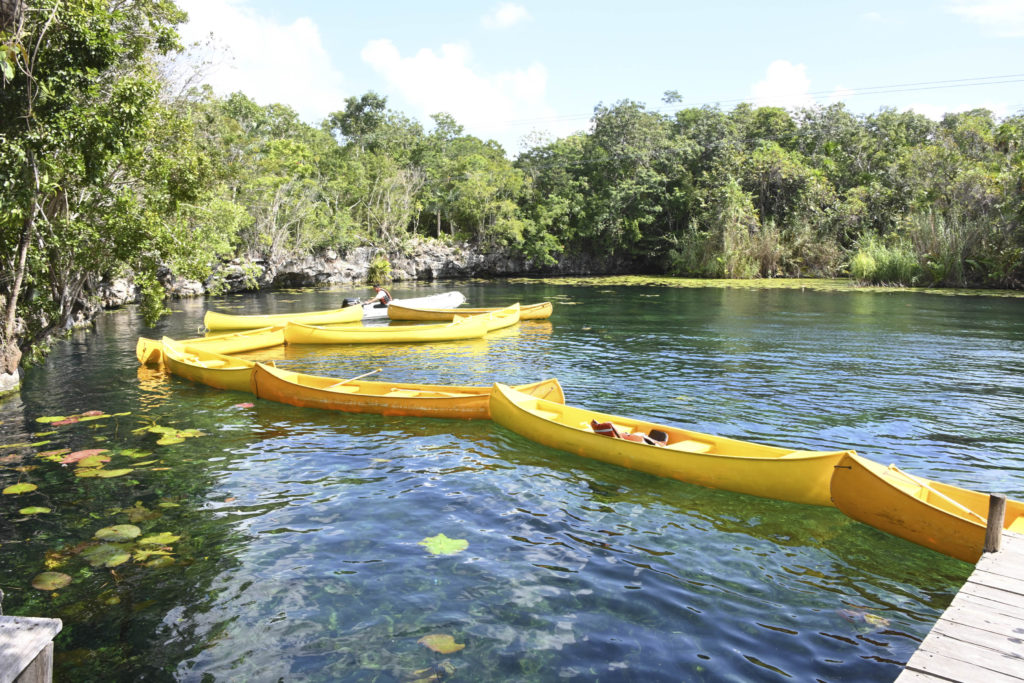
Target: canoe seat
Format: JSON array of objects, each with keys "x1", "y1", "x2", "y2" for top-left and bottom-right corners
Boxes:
[
  {"x1": 195, "y1": 359, "x2": 227, "y2": 368},
  {"x1": 663, "y1": 440, "x2": 712, "y2": 453},
  {"x1": 325, "y1": 384, "x2": 359, "y2": 394}
]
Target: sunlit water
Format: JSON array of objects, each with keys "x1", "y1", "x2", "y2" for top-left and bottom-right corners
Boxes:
[{"x1": 1, "y1": 280, "x2": 1022, "y2": 681}]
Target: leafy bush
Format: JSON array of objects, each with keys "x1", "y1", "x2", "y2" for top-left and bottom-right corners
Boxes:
[{"x1": 366, "y1": 254, "x2": 392, "y2": 284}]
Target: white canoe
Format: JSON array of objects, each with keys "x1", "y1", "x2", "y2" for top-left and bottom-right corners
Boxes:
[{"x1": 360, "y1": 291, "x2": 466, "y2": 319}]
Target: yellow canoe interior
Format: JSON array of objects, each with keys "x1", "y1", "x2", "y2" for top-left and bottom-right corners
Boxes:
[
  {"x1": 252, "y1": 362, "x2": 564, "y2": 419},
  {"x1": 283, "y1": 315, "x2": 490, "y2": 344},
  {"x1": 160, "y1": 337, "x2": 270, "y2": 394},
  {"x1": 137, "y1": 326, "x2": 285, "y2": 364},
  {"x1": 489, "y1": 383, "x2": 853, "y2": 507},
  {"x1": 830, "y1": 452, "x2": 1024, "y2": 562},
  {"x1": 204, "y1": 306, "x2": 363, "y2": 330},
  {"x1": 389, "y1": 301, "x2": 552, "y2": 321}
]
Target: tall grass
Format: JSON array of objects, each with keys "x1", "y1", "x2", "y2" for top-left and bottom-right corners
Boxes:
[{"x1": 848, "y1": 235, "x2": 922, "y2": 285}]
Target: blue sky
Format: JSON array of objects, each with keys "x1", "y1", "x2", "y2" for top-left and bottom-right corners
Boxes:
[{"x1": 175, "y1": 1, "x2": 1024, "y2": 154}]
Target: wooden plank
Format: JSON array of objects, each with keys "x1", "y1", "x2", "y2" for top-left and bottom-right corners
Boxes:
[
  {"x1": 955, "y1": 583, "x2": 1024, "y2": 617},
  {"x1": 894, "y1": 670, "x2": 948, "y2": 682},
  {"x1": 903, "y1": 648, "x2": 1024, "y2": 682},
  {"x1": 927, "y1": 616, "x2": 1024, "y2": 658},
  {"x1": 938, "y1": 602, "x2": 1024, "y2": 640},
  {"x1": 966, "y1": 571, "x2": 1024, "y2": 598},
  {"x1": 958, "y1": 581, "x2": 1024, "y2": 610},
  {"x1": 0, "y1": 616, "x2": 62, "y2": 683}
]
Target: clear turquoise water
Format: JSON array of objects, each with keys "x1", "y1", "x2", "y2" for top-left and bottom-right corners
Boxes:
[{"x1": 1, "y1": 280, "x2": 1022, "y2": 681}]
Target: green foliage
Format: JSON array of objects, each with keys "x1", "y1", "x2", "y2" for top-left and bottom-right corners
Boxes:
[
  {"x1": 366, "y1": 254, "x2": 392, "y2": 284},
  {"x1": 849, "y1": 235, "x2": 922, "y2": 285}
]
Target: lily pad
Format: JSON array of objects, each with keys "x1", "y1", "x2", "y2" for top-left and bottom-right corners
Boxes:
[
  {"x1": 133, "y1": 548, "x2": 172, "y2": 562},
  {"x1": 119, "y1": 449, "x2": 152, "y2": 459},
  {"x1": 61, "y1": 449, "x2": 109, "y2": 465},
  {"x1": 418, "y1": 633, "x2": 466, "y2": 654},
  {"x1": 32, "y1": 572, "x2": 72, "y2": 591},
  {"x1": 144, "y1": 555, "x2": 175, "y2": 568},
  {"x1": 35, "y1": 416, "x2": 68, "y2": 423},
  {"x1": 94, "y1": 524, "x2": 141, "y2": 542},
  {"x1": 95, "y1": 468, "x2": 134, "y2": 478},
  {"x1": 74, "y1": 468, "x2": 105, "y2": 478},
  {"x1": 81, "y1": 543, "x2": 132, "y2": 568},
  {"x1": 122, "y1": 503, "x2": 161, "y2": 522},
  {"x1": 20, "y1": 506, "x2": 51, "y2": 515},
  {"x1": 3, "y1": 482, "x2": 38, "y2": 495},
  {"x1": 36, "y1": 448, "x2": 71, "y2": 462},
  {"x1": 138, "y1": 532, "x2": 180, "y2": 545},
  {"x1": 76, "y1": 454, "x2": 111, "y2": 468},
  {"x1": 52, "y1": 417, "x2": 80, "y2": 426},
  {"x1": 418, "y1": 533, "x2": 469, "y2": 556},
  {"x1": 155, "y1": 435, "x2": 185, "y2": 445}
]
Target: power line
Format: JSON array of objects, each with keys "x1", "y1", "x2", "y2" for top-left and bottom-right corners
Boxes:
[{"x1": 494, "y1": 73, "x2": 1024, "y2": 130}]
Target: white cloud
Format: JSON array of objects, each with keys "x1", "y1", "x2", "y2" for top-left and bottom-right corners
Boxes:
[
  {"x1": 482, "y1": 3, "x2": 531, "y2": 29},
  {"x1": 361, "y1": 39, "x2": 569, "y2": 151},
  {"x1": 947, "y1": 0, "x2": 1024, "y2": 37},
  {"x1": 176, "y1": 0, "x2": 346, "y2": 122},
  {"x1": 751, "y1": 60, "x2": 815, "y2": 109}
]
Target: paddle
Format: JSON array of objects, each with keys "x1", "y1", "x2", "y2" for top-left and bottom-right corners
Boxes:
[
  {"x1": 328, "y1": 368, "x2": 382, "y2": 388},
  {"x1": 888, "y1": 465, "x2": 986, "y2": 522}
]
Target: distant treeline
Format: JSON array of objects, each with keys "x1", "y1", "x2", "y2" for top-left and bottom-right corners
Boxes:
[{"x1": 2, "y1": 0, "x2": 1023, "y2": 372}]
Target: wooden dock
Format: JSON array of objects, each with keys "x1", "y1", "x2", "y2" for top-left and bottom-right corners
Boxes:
[{"x1": 896, "y1": 531, "x2": 1024, "y2": 682}]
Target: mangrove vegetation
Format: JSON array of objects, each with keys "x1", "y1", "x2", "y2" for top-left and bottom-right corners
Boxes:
[{"x1": 3, "y1": 0, "x2": 1024, "y2": 378}]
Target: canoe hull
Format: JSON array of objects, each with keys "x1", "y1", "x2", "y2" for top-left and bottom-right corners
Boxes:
[
  {"x1": 252, "y1": 363, "x2": 564, "y2": 419},
  {"x1": 362, "y1": 291, "x2": 466, "y2": 319},
  {"x1": 489, "y1": 383, "x2": 852, "y2": 507},
  {"x1": 389, "y1": 301, "x2": 552, "y2": 321},
  {"x1": 284, "y1": 316, "x2": 488, "y2": 344},
  {"x1": 161, "y1": 338, "x2": 260, "y2": 394},
  {"x1": 137, "y1": 326, "x2": 285, "y2": 365},
  {"x1": 205, "y1": 306, "x2": 362, "y2": 331},
  {"x1": 830, "y1": 452, "x2": 1024, "y2": 562}
]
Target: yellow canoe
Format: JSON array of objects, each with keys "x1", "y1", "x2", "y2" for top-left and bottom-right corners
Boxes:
[
  {"x1": 830, "y1": 452, "x2": 1024, "y2": 562},
  {"x1": 484, "y1": 304, "x2": 521, "y2": 332},
  {"x1": 283, "y1": 315, "x2": 489, "y2": 345},
  {"x1": 489, "y1": 383, "x2": 855, "y2": 507},
  {"x1": 389, "y1": 301, "x2": 552, "y2": 321},
  {"x1": 252, "y1": 362, "x2": 564, "y2": 419},
  {"x1": 204, "y1": 306, "x2": 363, "y2": 331},
  {"x1": 160, "y1": 337, "x2": 269, "y2": 394},
  {"x1": 137, "y1": 326, "x2": 285, "y2": 365}
]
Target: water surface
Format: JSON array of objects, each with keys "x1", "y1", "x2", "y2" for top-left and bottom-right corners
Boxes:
[{"x1": 2, "y1": 280, "x2": 1022, "y2": 681}]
